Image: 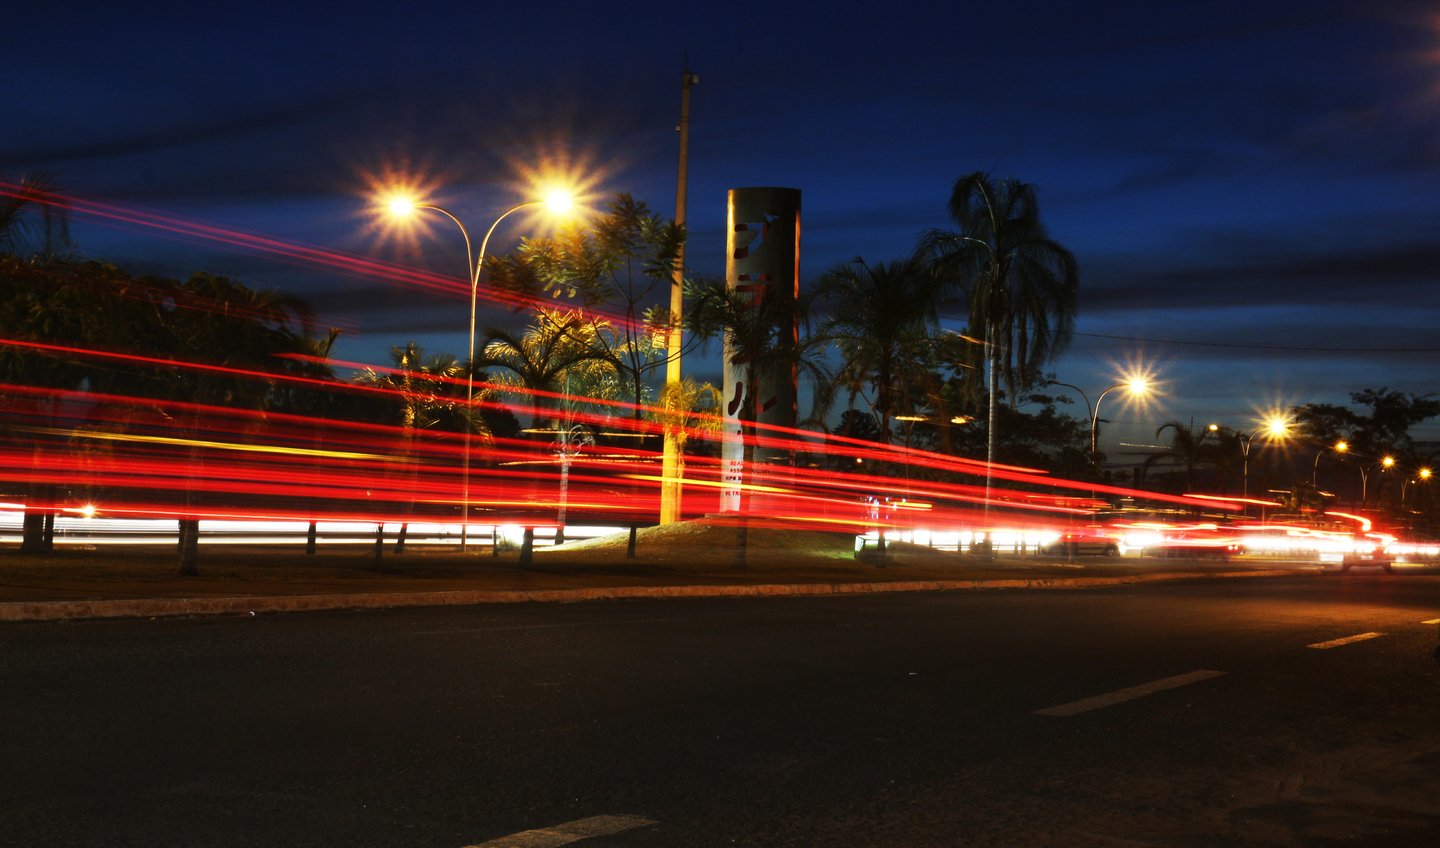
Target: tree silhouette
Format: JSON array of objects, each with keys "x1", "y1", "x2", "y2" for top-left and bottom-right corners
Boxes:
[
  {"x1": 816, "y1": 254, "x2": 943, "y2": 445},
  {"x1": 487, "y1": 194, "x2": 693, "y2": 419},
  {"x1": 480, "y1": 307, "x2": 615, "y2": 429},
  {"x1": 918, "y1": 171, "x2": 1078, "y2": 499},
  {"x1": 1142, "y1": 421, "x2": 1214, "y2": 493},
  {"x1": 0, "y1": 171, "x2": 69, "y2": 258}
]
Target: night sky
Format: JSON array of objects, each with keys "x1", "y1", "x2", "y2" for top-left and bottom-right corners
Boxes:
[{"x1": 10, "y1": 0, "x2": 1440, "y2": 454}]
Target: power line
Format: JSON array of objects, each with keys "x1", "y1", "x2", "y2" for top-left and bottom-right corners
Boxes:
[{"x1": 1071, "y1": 331, "x2": 1440, "y2": 353}]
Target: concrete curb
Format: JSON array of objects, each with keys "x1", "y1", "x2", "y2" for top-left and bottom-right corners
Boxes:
[{"x1": 0, "y1": 568, "x2": 1320, "y2": 623}]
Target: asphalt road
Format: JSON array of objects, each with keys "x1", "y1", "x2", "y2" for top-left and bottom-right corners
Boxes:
[{"x1": 3, "y1": 574, "x2": 1440, "y2": 847}]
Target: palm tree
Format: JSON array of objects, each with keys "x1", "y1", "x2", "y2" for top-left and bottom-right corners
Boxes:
[
  {"x1": 918, "y1": 171, "x2": 1078, "y2": 502},
  {"x1": 816, "y1": 254, "x2": 943, "y2": 445},
  {"x1": 354, "y1": 343, "x2": 484, "y2": 557},
  {"x1": 491, "y1": 193, "x2": 690, "y2": 421},
  {"x1": 481, "y1": 309, "x2": 614, "y2": 561},
  {"x1": 686, "y1": 277, "x2": 833, "y2": 566},
  {"x1": 480, "y1": 308, "x2": 614, "y2": 428},
  {"x1": 355, "y1": 343, "x2": 478, "y2": 433},
  {"x1": 1207, "y1": 427, "x2": 1246, "y2": 494},
  {"x1": 648, "y1": 377, "x2": 724, "y2": 479},
  {"x1": 0, "y1": 172, "x2": 68, "y2": 258},
  {"x1": 1143, "y1": 421, "x2": 1214, "y2": 493}
]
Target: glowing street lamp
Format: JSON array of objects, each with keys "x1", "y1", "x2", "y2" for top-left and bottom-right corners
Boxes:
[
  {"x1": 385, "y1": 191, "x2": 574, "y2": 552},
  {"x1": 1212, "y1": 418, "x2": 1289, "y2": 499},
  {"x1": 1090, "y1": 378, "x2": 1149, "y2": 462},
  {"x1": 1355, "y1": 454, "x2": 1396, "y2": 505},
  {"x1": 1403, "y1": 466, "x2": 1431, "y2": 507},
  {"x1": 1312, "y1": 440, "x2": 1348, "y2": 487}
]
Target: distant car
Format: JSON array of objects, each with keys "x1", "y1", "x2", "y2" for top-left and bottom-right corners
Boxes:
[
  {"x1": 1045, "y1": 532, "x2": 1121, "y2": 557},
  {"x1": 1340, "y1": 548, "x2": 1395, "y2": 573},
  {"x1": 1146, "y1": 541, "x2": 1242, "y2": 562}
]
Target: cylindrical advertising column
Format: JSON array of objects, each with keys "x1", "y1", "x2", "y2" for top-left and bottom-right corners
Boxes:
[{"x1": 719, "y1": 187, "x2": 801, "y2": 514}]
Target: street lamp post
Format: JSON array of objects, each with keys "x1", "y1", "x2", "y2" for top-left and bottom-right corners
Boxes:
[
  {"x1": 1313, "y1": 441, "x2": 1348, "y2": 487},
  {"x1": 388, "y1": 193, "x2": 571, "y2": 552},
  {"x1": 1363, "y1": 455, "x2": 1396, "y2": 505},
  {"x1": 1402, "y1": 467, "x2": 1431, "y2": 508},
  {"x1": 1089, "y1": 379, "x2": 1148, "y2": 464},
  {"x1": 1240, "y1": 434, "x2": 1257, "y2": 499},
  {"x1": 1402, "y1": 467, "x2": 1431, "y2": 507},
  {"x1": 1211, "y1": 419, "x2": 1288, "y2": 499}
]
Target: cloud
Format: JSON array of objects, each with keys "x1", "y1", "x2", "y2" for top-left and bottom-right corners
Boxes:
[
  {"x1": 0, "y1": 95, "x2": 353, "y2": 169},
  {"x1": 1068, "y1": 320, "x2": 1440, "y2": 361},
  {"x1": 1082, "y1": 219, "x2": 1440, "y2": 313},
  {"x1": 5, "y1": 65, "x2": 671, "y2": 206}
]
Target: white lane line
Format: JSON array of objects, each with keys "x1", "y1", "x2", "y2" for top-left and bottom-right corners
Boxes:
[
  {"x1": 1308, "y1": 632, "x2": 1384, "y2": 649},
  {"x1": 414, "y1": 618, "x2": 684, "y2": 635},
  {"x1": 1033, "y1": 670, "x2": 1227, "y2": 717},
  {"x1": 465, "y1": 814, "x2": 656, "y2": 848},
  {"x1": 1422, "y1": 619, "x2": 1439, "y2": 625}
]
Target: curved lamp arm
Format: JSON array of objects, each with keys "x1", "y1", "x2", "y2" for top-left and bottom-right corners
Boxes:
[
  {"x1": 416, "y1": 200, "x2": 542, "y2": 377},
  {"x1": 1048, "y1": 382, "x2": 1093, "y2": 424},
  {"x1": 410, "y1": 198, "x2": 548, "y2": 554},
  {"x1": 1090, "y1": 383, "x2": 1127, "y2": 458}
]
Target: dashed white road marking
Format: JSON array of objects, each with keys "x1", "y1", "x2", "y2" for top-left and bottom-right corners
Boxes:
[
  {"x1": 1422, "y1": 619, "x2": 1439, "y2": 625},
  {"x1": 1033, "y1": 670, "x2": 1227, "y2": 717},
  {"x1": 414, "y1": 618, "x2": 684, "y2": 635},
  {"x1": 465, "y1": 815, "x2": 656, "y2": 848},
  {"x1": 1308, "y1": 632, "x2": 1384, "y2": 649}
]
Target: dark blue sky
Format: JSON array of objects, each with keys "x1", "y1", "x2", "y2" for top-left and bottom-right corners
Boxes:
[{"x1": 9, "y1": 0, "x2": 1440, "y2": 452}]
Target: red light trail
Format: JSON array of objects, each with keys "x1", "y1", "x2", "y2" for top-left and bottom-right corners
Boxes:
[{"x1": 4, "y1": 186, "x2": 1395, "y2": 555}]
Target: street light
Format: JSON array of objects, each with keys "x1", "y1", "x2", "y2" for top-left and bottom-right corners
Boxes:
[
  {"x1": 1089, "y1": 378, "x2": 1148, "y2": 462},
  {"x1": 1312, "y1": 440, "x2": 1348, "y2": 487},
  {"x1": 1212, "y1": 418, "x2": 1289, "y2": 498},
  {"x1": 1360, "y1": 455, "x2": 1397, "y2": 505},
  {"x1": 1403, "y1": 467, "x2": 1431, "y2": 508},
  {"x1": 386, "y1": 191, "x2": 573, "y2": 552}
]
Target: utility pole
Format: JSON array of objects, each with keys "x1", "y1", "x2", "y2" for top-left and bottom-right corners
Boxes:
[{"x1": 660, "y1": 64, "x2": 697, "y2": 525}]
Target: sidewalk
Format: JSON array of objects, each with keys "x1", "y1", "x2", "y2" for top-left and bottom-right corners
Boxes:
[{"x1": 0, "y1": 522, "x2": 1366, "y2": 622}]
